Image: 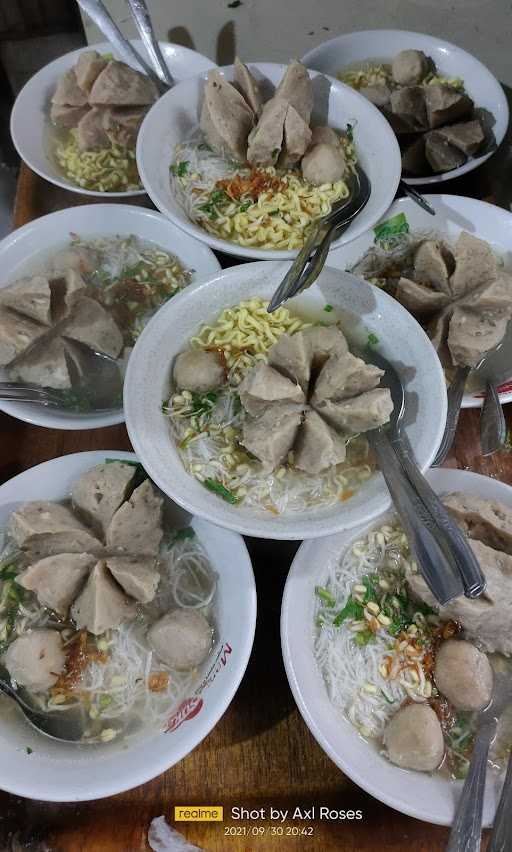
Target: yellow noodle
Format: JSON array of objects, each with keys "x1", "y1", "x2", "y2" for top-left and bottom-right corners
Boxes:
[{"x1": 55, "y1": 129, "x2": 142, "y2": 192}]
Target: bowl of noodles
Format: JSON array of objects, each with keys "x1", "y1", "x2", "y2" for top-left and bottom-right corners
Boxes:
[
  {"x1": 10, "y1": 40, "x2": 216, "y2": 198},
  {"x1": 124, "y1": 262, "x2": 446, "y2": 540},
  {"x1": 0, "y1": 450, "x2": 256, "y2": 801},
  {"x1": 136, "y1": 62, "x2": 401, "y2": 260}
]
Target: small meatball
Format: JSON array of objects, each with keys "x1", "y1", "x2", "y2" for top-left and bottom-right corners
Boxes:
[
  {"x1": 391, "y1": 49, "x2": 430, "y2": 85},
  {"x1": 173, "y1": 350, "x2": 225, "y2": 392},
  {"x1": 148, "y1": 609, "x2": 213, "y2": 670},
  {"x1": 434, "y1": 639, "x2": 493, "y2": 711},
  {"x1": 302, "y1": 143, "x2": 346, "y2": 186},
  {"x1": 3, "y1": 630, "x2": 66, "y2": 692},
  {"x1": 310, "y1": 126, "x2": 341, "y2": 147},
  {"x1": 384, "y1": 703, "x2": 445, "y2": 772}
]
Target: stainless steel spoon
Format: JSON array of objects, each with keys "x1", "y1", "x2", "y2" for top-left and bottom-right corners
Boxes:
[
  {"x1": 366, "y1": 346, "x2": 486, "y2": 600},
  {"x1": 399, "y1": 180, "x2": 436, "y2": 216},
  {"x1": 479, "y1": 323, "x2": 512, "y2": 456},
  {"x1": 126, "y1": 0, "x2": 174, "y2": 87},
  {"x1": 487, "y1": 744, "x2": 512, "y2": 851},
  {"x1": 447, "y1": 672, "x2": 512, "y2": 852},
  {"x1": 0, "y1": 665, "x2": 87, "y2": 742},
  {"x1": 267, "y1": 166, "x2": 371, "y2": 313},
  {"x1": 76, "y1": 0, "x2": 169, "y2": 94}
]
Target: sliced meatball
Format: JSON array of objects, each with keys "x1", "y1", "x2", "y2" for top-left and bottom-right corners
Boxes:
[
  {"x1": 449, "y1": 231, "x2": 498, "y2": 299},
  {"x1": 106, "y1": 555, "x2": 160, "y2": 604},
  {"x1": 436, "y1": 119, "x2": 485, "y2": 156},
  {"x1": 294, "y1": 410, "x2": 346, "y2": 473},
  {"x1": 52, "y1": 69, "x2": 88, "y2": 107},
  {"x1": 74, "y1": 50, "x2": 108, "y2": 95},
  {"x1": 50, "y1": 103, "x2": 89, "y2": 129},
  {"x1": 425, "y1": 132, "x2": 467, "y2": 173},
  {"x1": 76, "y1": 108, "x2": 110, "y2": 152},
  {"x1": 200, "y1": 69, "x2": 254, "y2": 162},
  {"x1": 424, "y1": 85, "x2": 473, "y2": 129},
  {"x1": 173, "y1": 349, "x2": 225, "y2": 393},
  {"x1": 279, "y1": 104, "x2": 312, "y2": 168},
  {"x1": 414, "y1": 240, "x2": 453, "y2": 294},
  {"x1": 315, "y1": 388, "x2": 393, "y2": 433},
  {"x1": 247, "y1": 96, "x2": 288, "y2": 167},
  {"x1": 359, "y1": 84, "x2": 391, "y2": 109},
  {"x1": 89, "y1": 60, "x2": 157, "y2": 106},
  {"x1": 8, "y1": 336, "x2": 74, "y2": 390},
  {"x1": 268, "y1": 331, "x2": 311, "y2": 391},
  {"x1": 302, "y1": 326, "x2": 348, "y2": 368},
  {"x1": 102, "y1": 106, "x2": 148, "y2": 147},
  {"x1": 0, "y1": 275, "x2": 52, "y2": 325},
  {"x1": 49, "y1": 269, "x2": 86, "y2": 323},
  {"x1": 384, "y1": 703, "x2": 444, "y2": 772},
  {"x1": 395, "y1": 277, "x2": 450, "y2": 315},
  {"x1": 148, "y1": 609, "x2": 213, "y2": 670},
  {"x1": 71, "y1": 560, "x2": 137, "y2": 635},
  {"x1": 312, "y1": 351, "x2": 383, "y2": 404},
  {"x1": 234, "y1": 57, "x2": 262, "y2": 116},
  {"x1": 16, "y1": 553, "x2": 94, "y2": 617},
  {"x1": 238, "y1": 363, "x2": 304, "y2": 415},
  {"x1": 302, "y1": 143, "x2": 346, "y2": 186},
  {"x1": 3, "y1": 630, "x2": 66, "y2": 693},
  {"x1": 61, "y1": 297, "x2": 123, "y2": 359},
  {"x1": 0, "y1": 307, "x2": 47, "y2": 367},
  {"x1": 391, "y1": 49, "x2": 430, "y2": 86},
  {"x1": 401, "y1": 137, "x2": 428, "y2": 176},
  {"x1": 275, "y1": 59, "x2": 313, "y2": 124},
  {"x1": 8, "y1": 501, "x2": 101, "y2": 558},
  {"x1": 448, "y1": 306, "x2": 509, "y2": 367},
  {"x1": 106, "y1": 479, "x2": 163, "y2": 556},
  {"x1": 442, "y1": 491, "x2": 512, "y2": 556},
  {"x1": 390, "y1": 86, "x2": 427, "y2": 131},
  {"x1": 434, "y1": 639, "x2": 493, "y2": 711},
  {"x1": 71, "y1": 461, "x2": 136, "y2": 537},
  {"x1": 50, "y1": 246, "x2": 97, "y2": 276},
  {"x1": 241, "y1": 402, "x2": 302, "y2": 471}
]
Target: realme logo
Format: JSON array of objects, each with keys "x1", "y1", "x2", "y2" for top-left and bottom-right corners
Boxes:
[{"x1": 174, "y1": 806, "x2": 223, "y2": 822}]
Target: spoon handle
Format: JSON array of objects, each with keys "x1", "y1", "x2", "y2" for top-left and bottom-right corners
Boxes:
[
  {"x1": 488, "y1": 747, "x2": 512, "y2": 852},
  {"x1": 399, "y1": 180, "x2": 436, "y2": 216},
  {"x1": 391, "y1": 431, "x2": 486, "y2": 598},
  {"x1": 76, "y1": 0, "x2": 167, "y2": 93},
  {"x1": 432, "y1": 365, "x2": 470, "y2": 466},
  {"x1": 446, "y1": 721, "x2": 495, "y2": 852},
  {"x1": 369, "y1": 429, "x2": 464, "y2": 605},
  {"x1": 126, "y1": 0, "x2": 174, "y2": 86},
  {"x1": 480, "y1": 381, "x2": 507, "y2": 456}
]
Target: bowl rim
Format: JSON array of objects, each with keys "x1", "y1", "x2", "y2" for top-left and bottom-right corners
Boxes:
[
  {"x1": 124, "y1": 260, "x2": 448, "y2": 539},
  {"x1": 0, "y1": 203, "x2": 220, "y2": 431},
  {"x1": 136, "y1": 60, "x2": 402, "y2": 260},
  {"x1": 280, "y1": 467, "x2": 512, "y2": 826},
  {"x1": 328, "y1": 191, "x2": 512, "y2": 409},
  {"x1": 0, "y1": 450, "x2": 257, "y2": 802},
  {"x1": 301, "y1": 28, "x2": 510, "y2": 186},
  {"x1": 10, "y1": 39, "x2": 216, "y2": 199}
]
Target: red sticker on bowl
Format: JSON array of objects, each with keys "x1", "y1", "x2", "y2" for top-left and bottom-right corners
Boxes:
[{"x1": 165, "y1": 697, "x2": 203, "y2": 733}]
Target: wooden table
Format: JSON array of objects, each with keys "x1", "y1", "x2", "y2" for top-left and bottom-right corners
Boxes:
[{"x1": 1, "y1": 165, "x2": 511, "y2": 852}]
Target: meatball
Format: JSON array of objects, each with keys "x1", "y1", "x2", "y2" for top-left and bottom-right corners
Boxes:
[
  {"x1": 391, "y1": 49, "x2": 430, "y2": 86},
  {"x1": 302, "y1": 143, "x2": 346, "y2": 186},
  {"x1": 384, "y1": 703, "x2": 445, "y2": 772},
  {"x1": 434, "y1": 639, "x2": 493, "y2": 712},
  {"x1": 3, "y1": 629, "x2": 66, "y2": 693},
  {"x1": 173, "y1": 350, "x2": 225, "y2": 393},
  {"x1": 148, "y1": 609, "x2": 213, "y2": 670},
  {"x1": 310, "y1": 126, "x2": 341, "y2": 148}
]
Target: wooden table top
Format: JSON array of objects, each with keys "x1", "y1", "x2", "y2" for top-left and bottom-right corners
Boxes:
[{"x1": 0, "y1": 164, "x2": 511, "y2": 852}]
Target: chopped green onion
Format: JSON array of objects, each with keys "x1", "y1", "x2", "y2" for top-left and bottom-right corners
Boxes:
[
  {"x1": 323, "y1": 304, "x2": 333, "y2": 313},
  {"x1": 315, "y1": 586, "x2": 336, "y2": 607},
  {"x1": 354, "y1": 629, "x2": 375, "y2": 646},
  {"x1": 380, "y1": 688, "x2": 394, "y2": 704},
  {"x1": 203, "y1": 479, "x2": 238, "y2": 504},
  {"x1": 373, "y1": 212, "x2": 409, "y2": 247},
  {"x1": 170, "y1": 161, "x2": 190, "y2": 177},
  {"x1": 346, "y1": 123, "x2": 354, "y2": 141},
  {"x1": 239, "y1": 201, "x2": 251, "y2": 213},
  {"x1": 367, "y1": 332, "x2": 379, "y2": 346},
  {"x1": 174, "y1": 527, "x2": 195, "y2": 541},
  {"x1": 333, "y1": 597, "x2": 364, "y2": 627}
]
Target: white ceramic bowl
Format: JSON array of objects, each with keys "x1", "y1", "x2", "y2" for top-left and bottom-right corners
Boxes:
[
  {"x1": 0, "y1": 450, "x2": 256, "y2": 802},
  {"x1": 10, "y1": 40, "x2": 216, "y2": 198},
  {"x1": 0, "y1": 203, "x2": 220, "y2": 430},
  {"x1": 281, "y1": 467, "x2": 512, "y2": 826},
  {"x1": 328, "y1": 194, "x2": 512, "y2": 408},
  {"x1": 302, "y1": 30, "x2": 509, "y2": 186},
  {"x1": 136, "y1": 62, "x2": 401, "y2": 260},
  {"x1": 124, "y1": 261, "x2": 447, "y2": 540}
]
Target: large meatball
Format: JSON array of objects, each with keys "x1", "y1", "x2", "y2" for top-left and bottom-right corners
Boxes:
[
  {"x1": 391, "y1": 49, "x2": 430, "y2": 86},
  {"x1": 302, "y1": 143, "x2": 346, "y2": 186},
  {"x1": 173, "y1": 350, "x2": 225, "y2": 393},
  {"x1": 384, "y1": 703, "x2": 445, "y2": 771},
  {"x1": 148, "y1": 609, "x2": 213, "y2": 670},
  {"x1": 434, "y1": 639, "x2": 493, "y2": 712}
]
